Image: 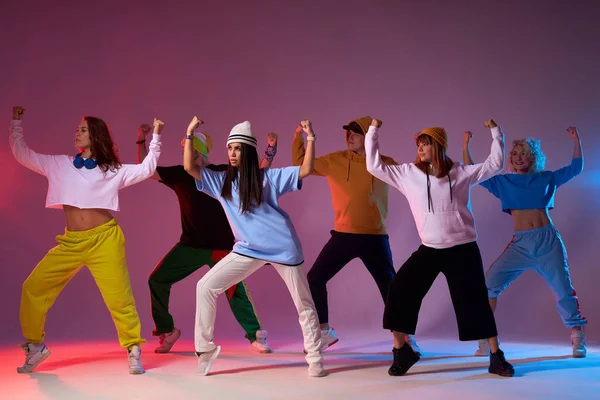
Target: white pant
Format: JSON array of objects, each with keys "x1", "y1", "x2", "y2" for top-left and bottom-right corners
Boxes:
[{"x1": 194, "y1": 252, "x2": 323, "y2": 364}]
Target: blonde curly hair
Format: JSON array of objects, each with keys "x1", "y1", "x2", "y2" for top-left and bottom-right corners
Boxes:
[{"x1": 509, "y1": 138, "x2": 546, "y2": 173}]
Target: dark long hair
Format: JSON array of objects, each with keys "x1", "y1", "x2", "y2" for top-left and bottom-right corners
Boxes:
[
  {"x1": 221, "y1": 143, "x2": 263, "y2": 213},
  {"x1": 414, "y1": 134, "x2": 453, "y2": 178},
  {"x1": 83, "y1": 116, "x2": 122, "y2": 173}
]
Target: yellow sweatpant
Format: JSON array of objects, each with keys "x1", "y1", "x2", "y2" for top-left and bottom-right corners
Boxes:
[{"x1": 20, "y1": 219, "x2": 145, "y2": 349}]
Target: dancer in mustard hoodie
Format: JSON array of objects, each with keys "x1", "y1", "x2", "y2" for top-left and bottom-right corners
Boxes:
[{"x1": 292, "y1": 116, "x2": 420, "y2": 353}]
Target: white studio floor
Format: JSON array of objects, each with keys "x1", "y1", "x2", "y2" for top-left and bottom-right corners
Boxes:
[{"x1": 1, "y1": 331, "x2": 598, "y2": 400}]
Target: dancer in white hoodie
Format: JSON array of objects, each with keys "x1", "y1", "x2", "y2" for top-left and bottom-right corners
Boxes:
[{"x1": 365, "y1": 118, "x2": 514, "y2": 377}]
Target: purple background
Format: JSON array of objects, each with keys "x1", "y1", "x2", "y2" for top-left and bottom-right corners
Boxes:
[{"x1": 1, "y1": 1, "x2": 599, "y2": 346}]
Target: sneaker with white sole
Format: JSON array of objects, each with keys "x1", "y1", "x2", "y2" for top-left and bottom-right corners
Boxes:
[
  {"x1": 319, "y1": 327, "x2": 339, "y2": 351},
  {"x1": 308, "y1": 361, "x2": 327, "y2": 377},
  {"x1": 197, "y1": 346, "x2": 221, "y2": 376},
  {"x1": 17, "y1": 342, "x2": 51, "y2": 373},
  {"x1": 405, "y1": 334, "x2": 422, "y2": 356},
  {"x1": 571, "y1": 329, "x2": 587, "y2": 358},
  {"x1": 251, "y1": 330, "x2": 272, "y2": 353},
  {"x1": 475, "y1": 339, "x2": 490, "y2": 356},
  {"x1": 154, "y1": 328, "x2": 181, "y2": 353},
  {"x1": 303, "y1": 327, "x2": 339, "y2": 354},
  {"x1": 128, "y1": 345, "x2": 145, "y2": 375}
]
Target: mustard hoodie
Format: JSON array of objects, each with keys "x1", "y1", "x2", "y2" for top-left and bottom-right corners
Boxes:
[{"x1": 292, "y1": 132, "x2": 397, "y2": 235}]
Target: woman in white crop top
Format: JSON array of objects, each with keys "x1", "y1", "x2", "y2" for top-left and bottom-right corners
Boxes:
[
  {"x1": 365, "y1": 117, "x2": 514, "y2": 378},
  {"x1": 9, "y1": 106, "x2": 164, "y2": 375}
]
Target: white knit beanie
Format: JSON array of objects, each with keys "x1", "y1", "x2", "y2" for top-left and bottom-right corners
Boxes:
[{"x1": 227, "y1": 121, "x2": 257, "y2": 148}]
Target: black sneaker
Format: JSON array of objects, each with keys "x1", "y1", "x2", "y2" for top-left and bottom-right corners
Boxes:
[
  {"x1": 388, "y1": 344, "x2": 420, "y2": 376},
  {"x1": 489, "y1": 349, "x2": 514, "y2": 377}
]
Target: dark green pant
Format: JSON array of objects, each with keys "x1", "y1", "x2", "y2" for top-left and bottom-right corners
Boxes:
[{"x1": 149, "y1": 243, "x2": 261, "y2": 342}]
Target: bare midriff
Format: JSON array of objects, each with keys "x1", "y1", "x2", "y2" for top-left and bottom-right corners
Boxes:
[
  {"x1": 510, "y1": 208, "x2": 551, "y2": 231},
  {"x1": 63, "y1": 205, "x2": 114, "y2": 231}
]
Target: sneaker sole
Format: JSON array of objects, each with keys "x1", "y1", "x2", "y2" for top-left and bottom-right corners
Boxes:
[
  {"x1": 16, "y1": 349, "x2": 51, "y2": 374},
  {"x1": 198, "y1": 346, "x2": 221, "y2": 376},
  {"x1": 308, "y1": 370, "x2": 327, "y2": 377},
  {"x1": 251, "y1": 346, "x2": 273, "y2": 354},
  {"x1": 488, "y1": 368, "x2": 515, "y2": 377},
  {"x1": 129, "y1": 368, "x2": 145, "y2": 375},
  {"x1": 303, "y1": 338, "x2": 339, "y2": 354}
]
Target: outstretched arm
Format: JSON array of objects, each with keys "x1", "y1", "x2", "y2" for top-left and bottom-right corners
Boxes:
[
  {"x1": 260, "y1": 132, "x2": 278, "y2": 168},
  {"x1": 136, "y1": 123, "x2": 160, "y2": 180},
  {"x1": 9, "y1": 106, "x2": 54, "y2": 176},
  {"x1": 291, "y1": 124, "x2": 329, "y2": 176},
  {"x1": 552, "y1": 126, "x2": 584, "y2": 186},
  {"x1": 365, "y1": 118, "x2": 408, "y2": 193},
  {"x1": 462, "y1": 118, "x2": 505, "y2": 185},
  {"x1": 298, "y1": 120, "x2": 315, "y2": 179},
  {"x1": 183, "y1": 116, "x2": 204, "y2": 181},
  {"x1": 569, "y1": 126, "x2": 582, "y2": 159},
  {"x1": 120, "y1": 118, "x2": 164, "y2": 187},
  {"x1": 463, "y1": 130, "x2": 474, "y2": 165}
]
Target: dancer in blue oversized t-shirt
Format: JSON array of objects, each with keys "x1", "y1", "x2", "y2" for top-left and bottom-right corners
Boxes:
[{"x1": 183, "y1": 116, "x2": 325, "y2": 378}]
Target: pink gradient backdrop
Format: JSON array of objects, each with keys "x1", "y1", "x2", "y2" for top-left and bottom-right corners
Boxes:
[{"x1": 1, "y1": 1, "x2": 599, "y2": 346}]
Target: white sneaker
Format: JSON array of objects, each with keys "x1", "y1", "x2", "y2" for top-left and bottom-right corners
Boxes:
[
  {"x1": 17, "y1": 342, "x2": 51, "y2": 373},
  {"x1": 571, "y1": 329, "x2": 587, "y2": 358},
  {"x1": 128, "y1": 345, "x2": 145, "y2": 375},
  {"x1": 319, "y1": 328, "x2": 339, "y2": 352},
  {"x1": 308, "y1": 361, "x2": 327, "y2": 377},
  {"x1": 475, "y1": 339, "x2": 490, "y2": 356},
  {"x1": 405, "y1": 334, "x2": 422, "y2": 356},
  {"x1": 197, "y1": 346, "x2": 221, "y2": 376},
  {"x1": 154, "y1": 328, "x2": 181, "y2": 353},
  {"x1": 251, "y1": 330, "x2": 272, "y2": 353}
]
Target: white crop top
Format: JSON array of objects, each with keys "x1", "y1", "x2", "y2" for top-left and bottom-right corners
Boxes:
[{"x1": 9, "y1": 120, "x2": 162, "y2": 211}]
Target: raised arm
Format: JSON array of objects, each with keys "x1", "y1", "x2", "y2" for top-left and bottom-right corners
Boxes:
[
  {"x1": 120, "y1": 118, "x2": 164, "y2": 187},
  {"x1": 260, "y1": 132, "x2": 278, "y2": 169},
  {"x1": 183, "y1": 116, "x2": 204, "y2": 181},
  {"x1": 552, "y1": 126, "x2": 584, "y2": 186},
  {"x1": 463, "y1": 130, "x2": 474, "y2": 165},
  {"x1": 365, "y1": 119, "x2": 406, "y2": 192},
  {"x1": 462, "y1": 118, "x2": 505, "y2": 185},
  {"x1": 292, "y1": 124, "x2": 329, "y2": 176},
  {"x1": 569, "y1": 126, "x2": 582, "y2": 159},
  {"x1": 136, "y1": 123, "x2": 160, "y2": 180},
  {"x1": 298, "y1": 120, "x2": 315, "y2": 179},
  {"x1": 9, "y1": 106, "x2": 54, "y2": 176}
]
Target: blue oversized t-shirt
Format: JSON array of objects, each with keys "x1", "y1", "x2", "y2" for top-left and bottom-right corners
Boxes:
[{"x1": 196, "y1": 166, "x2": 304, "y2": 265}]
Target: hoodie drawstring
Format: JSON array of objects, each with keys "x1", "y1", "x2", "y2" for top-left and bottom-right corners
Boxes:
[
  {"x1": 347, "y1": 153, "x2": 374, "y2": 194},
  {"x1": 426, "y1": 167, "x2": 453, "y2": 213}
]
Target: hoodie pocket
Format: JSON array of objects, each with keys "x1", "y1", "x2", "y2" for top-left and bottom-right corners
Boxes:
[{"x1": 421, "y1": 210, "x2": 467, "y2": 243}]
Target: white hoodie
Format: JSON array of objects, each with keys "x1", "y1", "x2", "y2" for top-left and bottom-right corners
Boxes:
[{"x1": 365, "y1": 125, "x2": 504, "y2": 249}]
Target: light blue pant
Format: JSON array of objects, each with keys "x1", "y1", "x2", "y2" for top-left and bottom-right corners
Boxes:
[{"x1": 486, "y1": 224, "x2": 587, "y2": 328}]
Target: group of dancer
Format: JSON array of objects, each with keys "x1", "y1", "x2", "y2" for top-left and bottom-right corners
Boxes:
[{"x1": 9, "y1": 105, "x2": 587, "y2": 379}]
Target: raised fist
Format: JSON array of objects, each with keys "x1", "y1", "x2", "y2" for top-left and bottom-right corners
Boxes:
[
  {"x1": 371, "y1": 118, "x2": 383, "y2": 128},
  {"x1": 484, "y1": 119, "x2": 498, "y2": 129},
  {"x1": 567, "y1": 126, "x2": 579, "y2": 139},
  {"x1": 138, "y1": 123, "x2": 152, "y2": 139},
  {"x1": 153, "y1": 118, "x2": 165, "y2": 135},
  {"x1": 187, "y1": 116, "x2": 204, "y2": 134},
  {"x1": 13, "y1": 106, "x2": 25, "y2": 120},
  {"x1": 301, "y1": 120, "x2": 314, "y2": 137},
  {"x1": 267, "y1": 132, "x2": 278, "y2": 146},
  {"x1": 463, "y1": 130, "x2": 473, "y2": 144}
]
